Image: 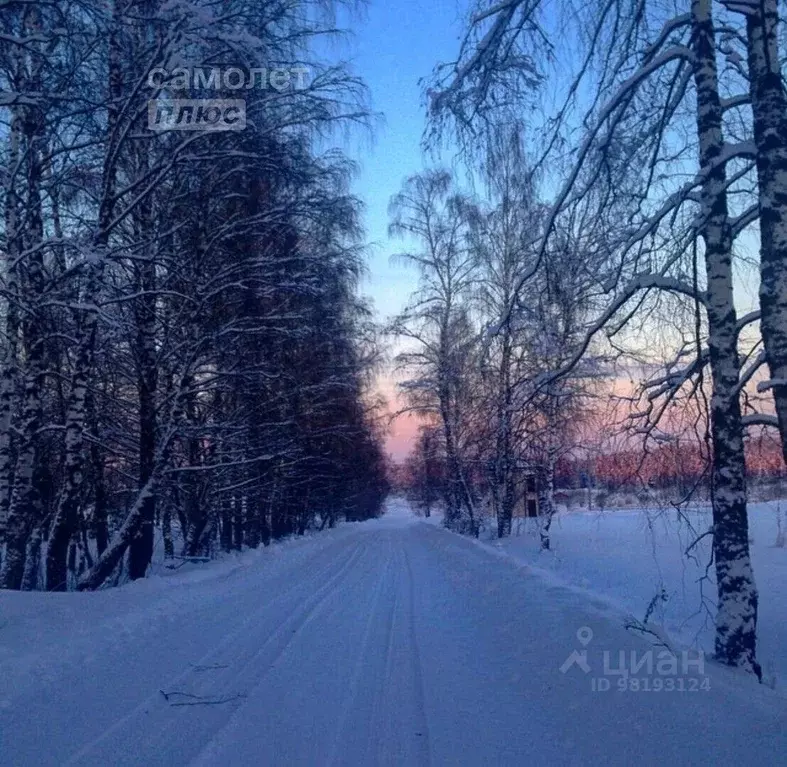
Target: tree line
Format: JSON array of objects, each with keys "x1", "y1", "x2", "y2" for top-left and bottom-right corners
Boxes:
[
  {"x1": 0, "y1": 0, "x2": 388, "y2": 593},
  {"x1": 395, "y1": 0, "x2": 787, "y2": 679},
  {"x1": 390, "y1": 154, "x2": 595, "y2": 546}
]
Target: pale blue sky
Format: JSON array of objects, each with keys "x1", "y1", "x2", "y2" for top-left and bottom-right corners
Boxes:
[
  {"x1": 320, "y1": 0, "x2": 469, "y2": 460},
  {"x1": 330, "y1": 1, "x2": 765, "y2": 462},
  {"x1": 342, "y1": 0, "x2": 466, "y2": 323}
]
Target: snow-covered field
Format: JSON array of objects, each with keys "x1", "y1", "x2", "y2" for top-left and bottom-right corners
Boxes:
[
  {"x1": 467, "y1": 501, "x2": 787, "y2": 687},
  {"x1": 2, "y1": 498, "x2": 786, "y2": 765}
]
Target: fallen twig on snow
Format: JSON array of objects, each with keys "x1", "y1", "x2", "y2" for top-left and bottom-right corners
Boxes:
[{"x1": 159, "y1": 689, "x2": 247, "y2": 706}]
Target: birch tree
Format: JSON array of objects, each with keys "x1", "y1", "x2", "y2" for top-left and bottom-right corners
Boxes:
[
  {"x1": 717, "y1": 0, "x2": 787, "y2": 468},
  {"x1": 429, "y1": 0, "x2": 763, "y2": 675},
  {"x1": 390, "y1": 170, "x2": 480, "y2": 534}
]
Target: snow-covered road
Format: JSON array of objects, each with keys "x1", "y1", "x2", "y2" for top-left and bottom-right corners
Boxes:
[{"x1": 3, "y1": 499, "x2": 786, "y2": 766}]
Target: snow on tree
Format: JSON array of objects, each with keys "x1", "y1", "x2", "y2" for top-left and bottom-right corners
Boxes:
[
  {"x1": 0, "y1": 0, "x2": 388, "y2": 591},
  {"x1": 426, "y1": 0, "x2": 769, "y2": 676}
]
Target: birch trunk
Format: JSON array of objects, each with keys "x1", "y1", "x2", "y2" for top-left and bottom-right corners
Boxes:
[
  {"x1": 45, "y1": 323, "x2": 95, "y2": 590},
  {"x1": 538, "y1": 451, "x2": 557, "y2": 551},
  {"x1": 220, "y1": 495, "x2": 233, "y2": 551},
  {"x1": 87, "y1": 390, "x2": 108, "y2": 555},
  {"x1": 439, "y1": 331, "x2": 477, "y2": 533},
  {"x1": 245, "y1": 494, "x2": 261, "y2": 549},
  {"x1": 0, "y1": 270, "x2": 45, "y2": 589},
  {"x1": 441, "y1": 406, "x2": 461, "y2": 529},
  {"x1": 21, "y1": 525, "x2": 42, "y2": 591},
  {"x1": 0, "y1": 104, "x2": 22, "y2": 559},
  {"x1": 0, "y1": 64, "x2": 47, "y2": 589},
  {"x1": 494, "y1": 334, "x2": 516, "y2": 538},
  {"x1": 736, "y1": 0, "x2": 787, "y2": 464},
  {"x1": 45, "y1": 0, "x2": 123, "y2": 589},
  {"x1": 162, "y1": 504, "x2": 174, "y2": 558},
  {"x1": 128, "y1": 211, "x2": 157, "y2": 580},
  {"x1": 693, "y1": 0, "x2": 760, "y2": 677}
]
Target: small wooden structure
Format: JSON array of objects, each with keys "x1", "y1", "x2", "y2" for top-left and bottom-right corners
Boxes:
[{"x1": 512, "y1": 472, "x2": 540, "y2": 518}]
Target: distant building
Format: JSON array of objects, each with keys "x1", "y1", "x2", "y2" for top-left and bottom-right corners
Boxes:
[{"x1": 513, "y1": 472, "x2": 539, "y2": 518}]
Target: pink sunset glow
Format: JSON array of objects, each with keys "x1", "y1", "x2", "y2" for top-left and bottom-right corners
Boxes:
[{"x1": 376, "y1": 376, "x2": 421, "y2": 463}]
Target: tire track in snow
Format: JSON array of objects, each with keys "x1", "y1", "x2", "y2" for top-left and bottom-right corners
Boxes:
[
  {"x1": 374, "y1": 534, "x2": 432, "y2": 766},
  {"x1": 324, "y1": 530, "x2": 432, "y2": 767},
  {"x1": 404, "y1": 534, "x2": 432, "y2": 767},
  {"x1": 371, "y1": 535, "x2": 402, "y2": 763},
  {"x1": 325, "y1": 531, "x2": 395, "y2": 767},
  {"x1": 63, "y1": 537, "x2": 365, "y2": 766},
  {"x1": 372, "y1": 535, "x2": 430, "y2": 766}
]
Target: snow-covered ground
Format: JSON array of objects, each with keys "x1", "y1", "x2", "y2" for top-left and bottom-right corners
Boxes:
[
  {"x1": 2, "y1": 497, "x2": 786, "y2": 765},
  {"x1": 466, "y1": 501, "x2": 787, "y2": 687}
]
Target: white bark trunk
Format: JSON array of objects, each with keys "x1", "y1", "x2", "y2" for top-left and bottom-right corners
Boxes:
[
  {"x1": 739, "y1": 0, "x2": 787, "y2": 466},
  {"x1": 692, "y1": 0, "x2": 760, "y2": 677}
]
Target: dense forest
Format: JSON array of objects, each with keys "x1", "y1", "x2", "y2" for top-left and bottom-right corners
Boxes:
[{"x1": 0, "y1": 0, "x2": 388, "y2": 592}]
